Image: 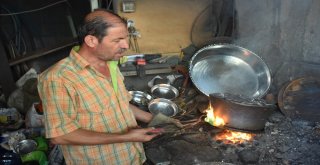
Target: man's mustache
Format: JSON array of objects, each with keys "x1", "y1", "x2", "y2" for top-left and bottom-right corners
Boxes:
[{"x1": 118, "y1": 48, "x2": 127, "y2": 53}]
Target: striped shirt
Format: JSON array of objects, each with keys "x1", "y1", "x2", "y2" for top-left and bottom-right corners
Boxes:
[{"x1": 37, "y1": 49, "x2": 146, "y2": 165}]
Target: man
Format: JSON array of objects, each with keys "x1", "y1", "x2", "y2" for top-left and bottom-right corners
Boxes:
[{"x1": 37, "y1": 9, "x2": 162, "y2": 164}]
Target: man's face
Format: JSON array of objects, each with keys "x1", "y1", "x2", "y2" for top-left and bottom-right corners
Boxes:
[{"x1": 96, "y1": 24, "x2": 129, "y2": 61}]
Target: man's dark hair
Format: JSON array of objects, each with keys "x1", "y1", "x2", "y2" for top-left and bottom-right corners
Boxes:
[{"x1": 77, "y1": 9, "x2": 127, "y2": 45}]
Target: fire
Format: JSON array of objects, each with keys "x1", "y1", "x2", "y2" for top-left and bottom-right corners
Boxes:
[
  {"x1": 205, "y1": 103, "x2": 254, "y2": 144},
  {"x1": 215, "y1": 130, "x2": 254, "y2": 144},
  {"x1": 204, "y1": 104, "x2": 225, "y2": 127}
]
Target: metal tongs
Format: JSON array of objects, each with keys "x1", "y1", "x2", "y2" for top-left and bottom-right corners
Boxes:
[{"x1": 148, "y1": 113, "x2": 205, "y2": 134}]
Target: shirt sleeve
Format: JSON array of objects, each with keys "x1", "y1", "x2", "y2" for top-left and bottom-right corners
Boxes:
[{"x1": 38, "y1": 77, "x2": 80, "y2": 138}]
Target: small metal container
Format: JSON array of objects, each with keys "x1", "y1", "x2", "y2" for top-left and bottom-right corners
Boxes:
[
  {"x1": 148, "y1": 98, "x2": 179, "y2": 117},
  {"x1": 151, "y1": 84, "x2": 179, "y2": 100},
  {"x1": 14, "y1": 139, "x2": 37, "y2": 155},
  {"x1": 129, "y1": 91, "x2": 153, "y2": 107}
]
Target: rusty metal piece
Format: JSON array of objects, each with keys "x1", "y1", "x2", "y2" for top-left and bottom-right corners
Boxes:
[{"x1": 278, "y1": 77, "x2": 320, "y2": 122}]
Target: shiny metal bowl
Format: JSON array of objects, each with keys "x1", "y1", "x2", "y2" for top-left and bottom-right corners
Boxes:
[
  {"x1": 129, "y1": 91, "x2": 153, "y2": 107},
  {"x1": 189, "y1": 44, "x2": 271, "y2": 99},
  {"x1": 148, "y1": 98, "x2": 179, "y2": 117},
  {"x1": 14, "y1": 139, "x2": 37, "y2": 155},
  {"x1": 151, "y1": 84, "x2": 179, "y2": 100}
]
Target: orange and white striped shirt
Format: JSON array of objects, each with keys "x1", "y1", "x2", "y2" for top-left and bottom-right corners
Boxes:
[{"x1": 37, "y1": 49, "x2": 146, "y2": 165}]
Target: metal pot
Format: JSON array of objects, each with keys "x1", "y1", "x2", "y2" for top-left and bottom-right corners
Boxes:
[
  {"x1": 209, "y1": 93, "x2": 276, "y2": 131},
  {"x1": 14, "y1": 139, "x2": 37, "y2": 155},
  {"x1": 189, "y1": 44, "x2": 272, "y2": 99}
]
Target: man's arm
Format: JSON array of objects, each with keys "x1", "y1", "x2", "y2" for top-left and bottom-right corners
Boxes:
[
  {"x1": 51, "y1": 127, "x2": 161, "y2": 145},
  {"x1": 130, "y1": 104, "x2": 153, "y2": 123}
]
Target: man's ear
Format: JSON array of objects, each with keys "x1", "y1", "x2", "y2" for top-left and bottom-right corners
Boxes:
[{"x1": 84, "y1": 35, "x2": 98, "y2": 48}]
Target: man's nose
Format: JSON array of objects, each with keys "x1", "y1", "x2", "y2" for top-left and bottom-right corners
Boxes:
[{"x1": 121, "y1": 39, "x2": 129, "y2": 49}]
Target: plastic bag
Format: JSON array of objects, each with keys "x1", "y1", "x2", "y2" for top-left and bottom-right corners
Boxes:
[{"x1": 25, "y1": 103, "x2": 44, "y2": 128}]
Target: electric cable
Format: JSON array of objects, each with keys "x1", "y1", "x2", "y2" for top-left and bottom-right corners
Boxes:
[
  {"x1": 0, "y1": 0, "x2": 68, "y2": 16},
  {"x1": 107, "y1": 0, "x2": 113, "y2": 10},
  {"x1": 0, "y1": 5, "x2": 32, "y2": 78},
  {"x1": 0, "y1": 6, "x2": 27, "y2": 56},
  {"x1": 1, "y1": 1, "x2": 74, "y2": 78},
  {"x1": 190, "y1": 4, "x2": 220, "y2": 48},
  {"x1": 1, "y1": 6, "x2": 19, "y2": 58},
  {"x1": 190, "y1": 0, "x2": 237, "y2": 48}
]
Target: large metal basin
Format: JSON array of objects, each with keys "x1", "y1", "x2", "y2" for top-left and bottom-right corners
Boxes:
[{"x1": 189, "y1": 44, "x2": 271, "y2": 99}]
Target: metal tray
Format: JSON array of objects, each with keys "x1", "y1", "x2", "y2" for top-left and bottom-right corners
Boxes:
[{"x1": 189, "y1": 44, "x2": 271, "y2": 99}]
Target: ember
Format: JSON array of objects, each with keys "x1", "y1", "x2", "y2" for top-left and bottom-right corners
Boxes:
[{"x1": 214, "y1": 130, "x2": 254, "y2": 144}]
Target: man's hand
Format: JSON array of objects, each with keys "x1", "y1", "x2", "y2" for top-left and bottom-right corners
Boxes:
[{"x1": 125, "y1": 127, "x2": 163, "y2": 142}]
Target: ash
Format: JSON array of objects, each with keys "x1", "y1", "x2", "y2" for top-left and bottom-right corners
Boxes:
[{"x1": 144, "y1": 111, "x2": 320, "y2": 165}]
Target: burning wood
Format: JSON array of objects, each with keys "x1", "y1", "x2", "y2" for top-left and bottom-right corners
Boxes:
[{"x1": 204, "y1": 103, "x2": 254, "y2": 144}]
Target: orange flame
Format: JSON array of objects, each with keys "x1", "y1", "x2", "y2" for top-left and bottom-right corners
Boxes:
[{"x1": 204, "y1": 104, "x2": 225, "y2": 127}]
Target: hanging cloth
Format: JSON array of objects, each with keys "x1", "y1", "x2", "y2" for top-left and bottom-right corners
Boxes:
[
  {"x1": 107, "y1": 61, "x2": 119, "y2": 93},
  {"x1": 108, "y1": 56, "x2": 128, "y2": 93}
]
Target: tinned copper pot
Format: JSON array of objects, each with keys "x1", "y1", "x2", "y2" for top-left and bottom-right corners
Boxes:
[{"x1": 209, "y1": 93, "x2": 276, "y2": 131}]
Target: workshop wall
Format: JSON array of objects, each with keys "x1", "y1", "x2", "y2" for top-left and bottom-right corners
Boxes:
[
  {"x1": 114, "y1": 0, "x2": 211, "y2": 55},
  {"x1": 233, "y1": 0, "x2": 320, "y2": 93}
]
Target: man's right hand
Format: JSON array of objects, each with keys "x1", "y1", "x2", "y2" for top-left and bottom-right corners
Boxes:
[{"x1": 125, "y1": 127, "x2": 163, "y2": 142}]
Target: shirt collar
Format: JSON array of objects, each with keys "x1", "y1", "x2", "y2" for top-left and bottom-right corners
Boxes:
[{"x1": 70, "y1": 47, "x2": 90, "y2": 69}]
